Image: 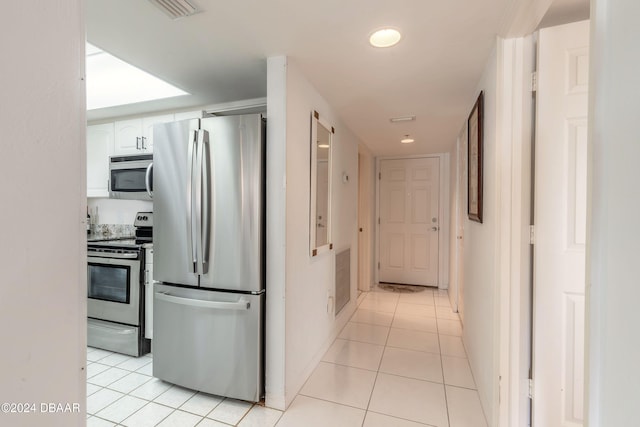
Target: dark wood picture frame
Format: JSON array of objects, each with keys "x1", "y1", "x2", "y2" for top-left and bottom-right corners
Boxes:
[{"x1": 467, "y1": 91, "x2": 484, "y2": 223}]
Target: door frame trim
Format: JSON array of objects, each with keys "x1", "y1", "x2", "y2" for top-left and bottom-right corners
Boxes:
[
  {"x1": 375, "y1": 153, "x2": 450, "y2": 289},
  {"x1": 494, "y1": 35, "x2": 535, "y2": 427}
]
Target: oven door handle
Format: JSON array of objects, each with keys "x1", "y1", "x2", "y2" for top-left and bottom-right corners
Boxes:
[
  {"x1": 155, "y1": 292, "x2": 250, "y2": 310},
  {"x1": 87, "y1": 251, "x2": 139, "y2": 259}
]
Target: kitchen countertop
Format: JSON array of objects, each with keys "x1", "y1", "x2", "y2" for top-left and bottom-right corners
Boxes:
[{"x1": 87, "y1": 232, "x2": 135, "y2": 242}]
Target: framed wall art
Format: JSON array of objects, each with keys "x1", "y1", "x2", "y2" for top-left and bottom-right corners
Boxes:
[{"x1": 468, "y1": 91, "x2": 484, "y2": 223}]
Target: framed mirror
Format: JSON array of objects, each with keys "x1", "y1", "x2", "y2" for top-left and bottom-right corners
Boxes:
[{"x1": 310, "y1": 110, "x2": 333, "y2": 257}]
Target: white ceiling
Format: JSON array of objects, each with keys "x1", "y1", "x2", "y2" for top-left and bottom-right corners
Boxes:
[{"x1": 86, "y1": 0, "x2": 582, "y2": 156}]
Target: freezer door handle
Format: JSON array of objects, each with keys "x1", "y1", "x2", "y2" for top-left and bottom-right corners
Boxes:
[{"x1": 156, "y1": 291, "x2": 251, "y2": 310}]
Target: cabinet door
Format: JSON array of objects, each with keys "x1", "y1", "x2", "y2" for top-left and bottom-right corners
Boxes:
[
  {"x1": 87, "y1": 123, "x2": 114, "y2": 197},
  {"x1": 114, "y1": 118, "x2": 143, "y2": 155},
  {"x1": 142, "y1": 114, "x2": 174, "y2": 152}
]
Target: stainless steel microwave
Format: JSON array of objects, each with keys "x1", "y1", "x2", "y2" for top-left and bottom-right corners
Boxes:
[{"x1": 109, "y1": 154, "x2": 153, "y2": 200}]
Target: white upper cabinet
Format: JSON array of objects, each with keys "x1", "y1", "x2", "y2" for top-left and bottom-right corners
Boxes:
[
  {"x1": 87, "y1": 123, "x2": 114, "y2": 197},
  {"x1": 114, "y1": 118, "x2": 142, "y2": 154},
  {"x1": 114, "y1": 114, "x2": 174, "y2": 154}
]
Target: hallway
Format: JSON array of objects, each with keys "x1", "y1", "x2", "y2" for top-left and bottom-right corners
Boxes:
[{"x1": 86, "y1": 286, "x2": 486, "y2": 426}]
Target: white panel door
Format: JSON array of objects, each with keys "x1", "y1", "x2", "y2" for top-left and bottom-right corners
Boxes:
[
  {"x1": 533, "y1": 20, "x2": 589, "y2": 427},
  {"x1": 379, "y1": 157, "x2": 439, "y2": 286}
]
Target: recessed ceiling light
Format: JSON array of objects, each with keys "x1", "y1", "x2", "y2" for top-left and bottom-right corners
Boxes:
[
  {"x1": 369, "y1": 28, "x2": 402, "y2": 48},
  {"x1": 401, "y1": 135, "x2": 415, "y2": 144},
  {"x1": 390, "y1": 115, "x2": 416, "y2": 123}
]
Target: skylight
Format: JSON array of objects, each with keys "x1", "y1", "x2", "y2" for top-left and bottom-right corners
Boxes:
[{"x1": 86, "y1": 43, "x2": 188, "y2": 110}]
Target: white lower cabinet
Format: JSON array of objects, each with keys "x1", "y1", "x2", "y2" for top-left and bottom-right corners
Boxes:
[{"x1": 87, "y1": 123, "x2": 114, "y2": 197}]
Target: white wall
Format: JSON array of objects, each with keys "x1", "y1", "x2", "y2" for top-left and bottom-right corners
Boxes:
[
  {"x1": 460, "y1": 43, "x2": 499, "y2": 426},
  {"x1": 87, "y1": 198, "x2": 152, "y2": 224},
  {"x1": 265, "y1": 56, "x2": 360, "y2": 409},
  {"x1": 265, "y1": 56, "x2": 288, "y2": 410},
  {"x1": 587, "y1": 0, "x2": 640, "y2": 424},
  {"x1": 0, "y1": 2, "x2": 86, "y2": 426},
  {"x1": 282, "y1": 58, "x2": 360, "y2": 407}
]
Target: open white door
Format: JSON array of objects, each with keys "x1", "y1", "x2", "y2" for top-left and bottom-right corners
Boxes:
[
  {"x1": 533, "y1": 20, "x2": 589, "y2": 427},
  {"x1": 379, "y1": 157, "x2": 440, "y2": 286}
]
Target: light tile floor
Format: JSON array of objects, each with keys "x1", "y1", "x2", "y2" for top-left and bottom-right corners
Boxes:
[{"x1": 86, "y1": 286, "x2": 487, "y2": 427}]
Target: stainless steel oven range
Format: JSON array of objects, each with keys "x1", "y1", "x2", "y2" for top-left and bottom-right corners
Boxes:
[{"x1": 87, "y1": 213, "x2": 153, "y2": 356}]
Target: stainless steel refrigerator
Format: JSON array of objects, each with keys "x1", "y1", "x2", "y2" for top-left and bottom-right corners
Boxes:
[{"x1": 152, "y1": 114, "x2": 265, "y2": 402}]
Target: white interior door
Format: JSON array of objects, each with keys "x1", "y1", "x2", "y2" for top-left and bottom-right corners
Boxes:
[
  {"x1": 379, "y1": 157, "x2": 439, "y2": 286},
  {"x1": 533, "y1": 20, "x2": 589, "y2": 427}
]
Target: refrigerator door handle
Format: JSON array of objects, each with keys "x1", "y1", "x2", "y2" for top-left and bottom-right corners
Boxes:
[
  {"x1": 156, "y1": 291, "x2": 251, "y2": 310},
  {"x1": 187, "y1": 130, "x2": 198, "y2": 272},
  {"x1": 195, "y1": 129, "x2": 206, "y2": 275},
  {"x1": 201, "y1": 129, "x2": 211, "y2": 274}
]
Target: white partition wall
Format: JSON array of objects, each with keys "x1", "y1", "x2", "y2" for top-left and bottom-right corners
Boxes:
[
  {"x1": 0, "y1": 2, "x2": 86, "y2": 426},
  {"x1": 587, "y1": 1, "x2": 640, "y2": 425}
]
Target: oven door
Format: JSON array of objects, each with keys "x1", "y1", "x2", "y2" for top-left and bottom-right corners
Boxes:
[{"x1": 87, "y1": 255, "x2": 141, "y2": 326}]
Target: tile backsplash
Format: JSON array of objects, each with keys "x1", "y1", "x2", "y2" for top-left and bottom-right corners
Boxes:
[
  {"x1": 88, "y1": 224, "x2": 135, "y2": 240},
  {"x1": 88, "y1": 198, "x2": 152, "y2": 225}
]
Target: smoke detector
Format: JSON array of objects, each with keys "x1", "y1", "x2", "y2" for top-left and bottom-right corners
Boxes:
[{"x1": 148, "y1": 0, "x2": 200, "y2": 19}]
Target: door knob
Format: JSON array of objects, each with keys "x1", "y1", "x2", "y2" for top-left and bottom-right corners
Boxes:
[{"x1": 431, "y1": 226, "x2": 439, "y2": 231}]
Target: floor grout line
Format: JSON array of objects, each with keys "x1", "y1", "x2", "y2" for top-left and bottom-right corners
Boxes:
[
  {"x1": 88, "y1": 286, "x2": 483, "y2": 427},
  {"x1": 359, "y1": 289, "x2": 396, "y2": 427}
]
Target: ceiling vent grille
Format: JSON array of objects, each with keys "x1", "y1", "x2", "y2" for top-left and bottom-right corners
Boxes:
[{"x1": 148, "y1": 0, "x2": 200, "y2": 19}]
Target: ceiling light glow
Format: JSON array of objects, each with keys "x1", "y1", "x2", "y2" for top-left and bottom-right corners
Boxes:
[
  {"x1": 86, "y1": 43, "x2": 189, "y2": 110},
  {"x1": 401, "y1": 135, "x2": 414, "y2": 144},
  {"x1": 369, "y1": 28, "x2": 402, "y2": 48}
]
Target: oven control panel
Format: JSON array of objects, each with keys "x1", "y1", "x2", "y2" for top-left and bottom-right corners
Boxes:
[{"x1": 134, "y1": 212, "x2": 153, "y2": 227}]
